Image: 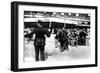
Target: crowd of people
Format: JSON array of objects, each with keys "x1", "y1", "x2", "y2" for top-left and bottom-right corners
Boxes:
[
  {"x1": 54, "y1": 28, "x2": 90, "y2": 47},
  {"x1": 53, "y1": 28, "x2": 90, "y2": 52}
]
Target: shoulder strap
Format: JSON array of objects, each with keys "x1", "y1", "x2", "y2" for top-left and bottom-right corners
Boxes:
[{"x1": 62, "y1": 30, "x2": 67, "y2": 39}]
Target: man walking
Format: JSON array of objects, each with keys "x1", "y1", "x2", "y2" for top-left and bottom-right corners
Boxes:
[
  {"x1": 56, "y1": 27, "x2": 69, "y2": 52},
  {"x1": 31, "y1": 20, "x2": 51, "y2": 61}
]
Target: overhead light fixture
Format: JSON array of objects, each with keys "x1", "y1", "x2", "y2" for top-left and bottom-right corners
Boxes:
[
  {"x1": 34, "y1": 13, "x2": 44, "y2": 18},
  {"x1": 88, "y1": 14, "x2": 91, "y2": 16},
  {"x1": 61, "y1": 13, "x2": 64, "y2": 15},
  {"x1": 76, "y1": 13, "x2": 79, "y2": 16},
  {"x1": 68, "y1": 13, "x2": 71, "y2": 16}
]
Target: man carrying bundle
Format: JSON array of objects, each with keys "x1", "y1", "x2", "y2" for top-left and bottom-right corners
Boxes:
[{"x1": 55, "y1": 27, "x2": 69, "y2": 52}]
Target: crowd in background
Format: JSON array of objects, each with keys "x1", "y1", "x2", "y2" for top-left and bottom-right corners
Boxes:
[
  {"x1": 24, "y1": 27, "x2": 90, "y2": 47},
  {"x1": 54, "y1": 28, "x2": 90, "y2": 47}
]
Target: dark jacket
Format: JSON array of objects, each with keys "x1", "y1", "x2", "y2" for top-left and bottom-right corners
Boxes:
[
  {"x1": 56, "y1": 29, "x2": 68, "y2": 41},
  {"x1": 32, "y1": 28, "x2": 50, "y2": 38},
  {"x1": 32, "y1": 27, "x2": 50, "y2": 46}
]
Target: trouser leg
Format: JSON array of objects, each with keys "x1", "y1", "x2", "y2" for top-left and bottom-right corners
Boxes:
[
  {"x1": 84, "y1": 37, "x2": 86, "y2": 45},
  {"x1": 78, "y1": 37, "x2": 80, "y2": 45},
  {"x1": 35, "y1": 46, "x2": 39, "y2": 61},
  {"x1": 60, "y1": 41, "x2": 64, "y2": 48},
  {"x1": 65, "y1": 41, "x2": 69, "y2": 51},
  {"x1": 40, "y1": 46, "x2": 45, "y2": 61},
  {"x1": 60, "y1": 40, "x2": 65, "y2": 52},
  {"x1": 82, "y1": 37, "x2": 84, "y2": 45},
  {"x1": 80, "y1": 38, "x2": 82, "y2": 45}
]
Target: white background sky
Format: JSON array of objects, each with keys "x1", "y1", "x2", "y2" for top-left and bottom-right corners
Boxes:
[{"x1": 0, "y1": 0, "x2": 99, "y2": 73}]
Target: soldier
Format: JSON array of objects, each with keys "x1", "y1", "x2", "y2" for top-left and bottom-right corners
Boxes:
[
  {"x1": 31, "y1": 20, "x2": 51, "y2": 61},
  {"x1": 56, "y1": 27, "x2": 69, "y2": 52}
]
